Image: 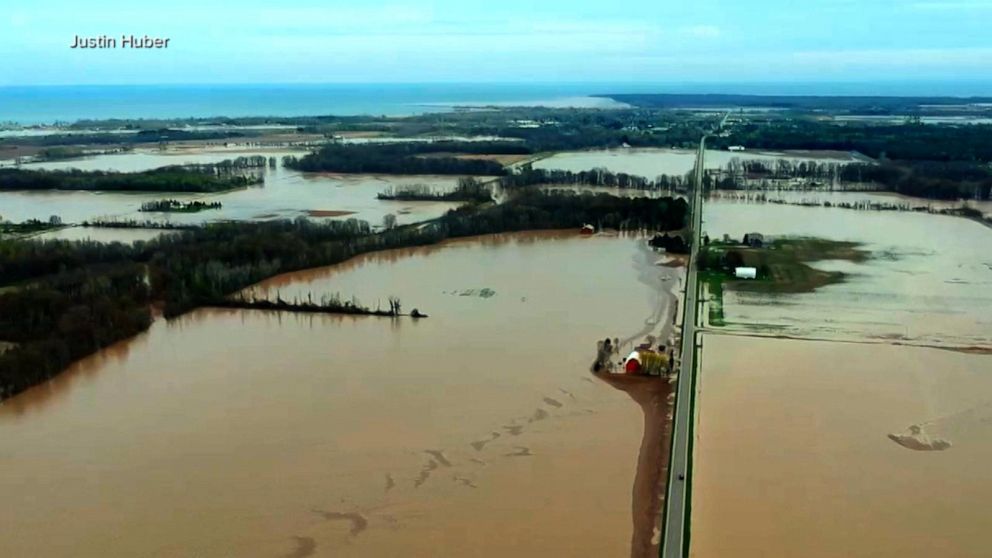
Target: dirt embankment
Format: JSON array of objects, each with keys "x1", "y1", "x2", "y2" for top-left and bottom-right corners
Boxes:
[{"x1": 598, "y1": 373, "x2": 675, "y2": 558}]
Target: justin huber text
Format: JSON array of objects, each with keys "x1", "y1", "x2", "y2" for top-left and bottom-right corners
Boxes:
[{"x1": 71, "y1": 35, "x2": 171, "y2": 49}]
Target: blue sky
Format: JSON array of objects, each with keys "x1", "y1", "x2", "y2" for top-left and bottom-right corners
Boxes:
[{"x1": 2, "y1": 0, "x2": 991, "y2": 85}]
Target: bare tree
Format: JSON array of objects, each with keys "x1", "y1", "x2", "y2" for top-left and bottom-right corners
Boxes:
[{"x1": 382, "y1": 213, "x2": 397, "y2": 230}]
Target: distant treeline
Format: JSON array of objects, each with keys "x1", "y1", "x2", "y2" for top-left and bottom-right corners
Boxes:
[
  {"x1": 709, "y1": 120, "x2": 992, "y2": 162},
  {"x1": 284, "y1": 142, "x2": 525, "y2": 175},
  {"x1": 81, "y1": 219, "x2": 194, "y2": 230},
  {"x1": 0, "y1": 219, "x2": 62, "y2": 236},
  {"x1": 0, "y1": 189, "x2": 687, "y2": 400},
  {"x1": 500, "y1": 167, "x2": 688, "y2": 191},
  {"x1": 0, "y1": 128, "x2": 247, "y2": 148},
  {"x1": 716, "y1": 158, "x2": 992, "y2": 201},
  {"x1": 601, "y1": 93, "x2": 992, "y2": 115},
  {"x1": 193, "y1": 155, "x2": 268, "y2": 171},
  {"x1": 839, "y1": 161, "x2": 992, "y2": 200},
  {"x1": 0, "y1": 166, "x2": 259, "y2": 193},
  {"x1": 726, "y1": 159, "x2": 846, "y2": 180},
  {"x1": 377, "y1": 177, "x2": 493, "y2": 202}
]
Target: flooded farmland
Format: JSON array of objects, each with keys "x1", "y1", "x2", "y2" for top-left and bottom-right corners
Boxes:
[
  {"x1": 702, "y1": 200, "x2": 992, "y2": 347},
  {"x1": 533, "y1": 148, "x2": 862, "y2": 179},
  {"x1": 711, "y1": 189, "x2": 992, "y2": 218},
  {"x1": 0, "y1": 232, "x2": 677, "y2": 558},
  {"x1": 690, "y1": 199, "x2": 992, "y2": 557},
  {"x1": 0, "y1": 148, "x2": 466, "y2": 231},
  {"x1": 691, "y1": 335, "x2": 992, "y2": 558}
]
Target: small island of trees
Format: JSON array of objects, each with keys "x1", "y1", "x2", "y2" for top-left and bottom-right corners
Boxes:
[{"x1": 139, "y1": 200, "x2": 223, "y2": 213}]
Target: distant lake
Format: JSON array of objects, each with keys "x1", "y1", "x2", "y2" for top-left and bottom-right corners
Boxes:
[
  {"x1": 5, "y1": 81, "x2": 992, "y2": 124},
  {"x1": 0, "y1": 83, "x2": 632, "y2": 124}
]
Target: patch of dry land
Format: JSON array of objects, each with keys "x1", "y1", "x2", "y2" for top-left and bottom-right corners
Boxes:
[{"x1": 691, "y1": 335, "x2": 992, "y2": 558}]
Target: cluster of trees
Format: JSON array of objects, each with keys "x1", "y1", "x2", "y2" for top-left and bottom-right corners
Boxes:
[
  {"x1": 649, "y1": 233, "x2": 689, "y2": 254},
  {"x1": 489, "y1": 115, "x2": 707, "y2": 151},
  {"x1": 0, "y1": 128, "x2": 246, "y2": 148},
  {"x1": 714, "y1": 157, "x2": 992, "y2": 201},
  {"x1": 697, "y1": 247, "x2": 760, "y2": 276},
  {"x1": 0, "y1": 237, "x2": 139, "y2": 285},
  {"x1": 139, "y1": 200, "x2": 223, "y2": 213},
  {"x1": 729, "y1": 159, "x2": 845, "y2": 180},
  {"x1": 837, "y1": 161, "x2": 992, "y2": 200},
  {"x1": 377, "y1": 177, "x2": 493, "y2": 202},
  {"x1": 440, "y1": 189, "x2": 688, "y2": 235},
  {"x1": 0, "y1": 166, "x2": 259, "y2": 193},
  {"x1": 187, "y1": 156, "x2": 268, "y2": 172},
  {"x1": 499, "y1": 167, "x2": 688, "y2": 191},
  {"x1": 0, "y1": 218, "x2": 62, "y2": 236},
  {"x1": 710, "y1": 119, "x2": 992, "y2": 162},
  {"x1": 284, "y1": 142, "x2": 522, "y2": 175},
  {"x1": 0, "y1": 264, "x2": 152, "y2": 399}
]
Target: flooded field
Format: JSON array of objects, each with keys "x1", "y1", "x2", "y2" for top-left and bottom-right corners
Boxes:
[
  {"x1": 702, "y1": 201, "x2": 992, "y2": 347},
  {"x1": 21, "y1": 147, "x2": 308, "y2": 173},
  {"x1": 0, "y1": 232, "x2": 677, "y2": 558},
  {"x1": 711, "y1": 189, "x2": 992, "y2": 218},
  {"x1": 34, "y1": 226, "x2": 174, "y2": 243},
  {"x1": 1, "y1": 148, "x2": 466, "y2": 231},
  {"x1": 533, "y1": 148, "x2": 862, "y2": 179},
  {"x1": 692, "y1": 335, "x2": 992, "y2": 558}
]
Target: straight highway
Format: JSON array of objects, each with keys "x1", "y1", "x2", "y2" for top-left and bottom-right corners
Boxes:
[{"x1": 660, "y1": 133, "x2": 706, "y2": 558}]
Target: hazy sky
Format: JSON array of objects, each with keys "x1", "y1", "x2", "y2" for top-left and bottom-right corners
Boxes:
[{"x1": 2, "y1": 0, "x2": 991, "y2": 85}]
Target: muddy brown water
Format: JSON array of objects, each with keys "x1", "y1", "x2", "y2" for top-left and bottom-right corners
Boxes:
[
  {"x1": 0, "y1": 231, "x2": 677, "y2": 557},
  {"x1": 691, "y1": 199, "x2": 992, "y2": 557},
  {"x1": 692, "y1": 335, "x2": 992, "y2": 558}
]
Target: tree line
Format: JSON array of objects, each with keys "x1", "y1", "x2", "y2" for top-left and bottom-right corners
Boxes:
[
  {"x1": 499, "y1": 167, "x2": 688, "y2": 191},
  {"x1": 0, "y1": 166, "x2": 260, "y2": 193},
  {"x1": 710, "y1": 119, "x2": 992, "y2": 163},
  {"x1": 284, "y1": 141, "x2": 525, "y2": 175},
  {"x1": 715, "y1": 158, "x2": 992, "y2": 200},
  {"x1": 377, "y1": 177, "x2": 493, "y2": 202}
]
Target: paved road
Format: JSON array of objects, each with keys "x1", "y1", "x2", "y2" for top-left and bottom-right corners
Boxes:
[{"x1": 661, "y1": 134, "x2": 706, "y2": 558}]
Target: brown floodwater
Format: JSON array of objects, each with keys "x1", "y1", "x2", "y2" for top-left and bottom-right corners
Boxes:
[
  {"x1": 691, "y1": 334, "x2": 992, "y2": 558},
  {"x1": 0, "y1": 232, "x2": 677, "y2": 557}
]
